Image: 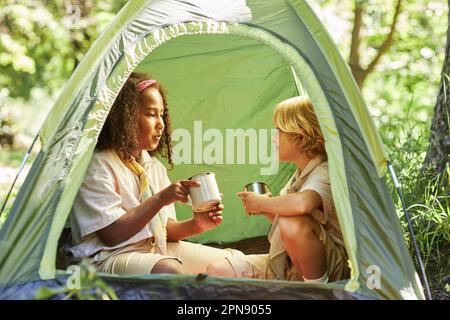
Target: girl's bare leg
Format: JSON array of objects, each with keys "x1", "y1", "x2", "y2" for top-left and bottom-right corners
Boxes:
[
  {"x1": 206, "y1": 259, "x2": 236, "y2": 277},
  {"x1": 152, "y1": 259, "x2": 188, "y2": 274}
]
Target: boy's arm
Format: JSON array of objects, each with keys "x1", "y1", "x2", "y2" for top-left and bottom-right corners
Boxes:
[
  {"x1": 257, "y1": 193, "x2": 275, "y2": 223},
  {"x1": 238, "y1": 190, "x2": 322, "y2": 217},
  {"x1": 262, "y1": 212, "x2": 275, "y2": 223}
]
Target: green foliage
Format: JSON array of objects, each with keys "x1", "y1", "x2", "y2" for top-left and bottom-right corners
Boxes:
[
  {"x1": 315, "y1": 0, "x2": 446, "y2": 125},
  {"x1": 0, "y1": 149, "x2": 28, "y2": 167},
  {"x1": 0, "y1": 0, "x2": 127, "y2": 99},
  {"x1": 364, "y1": 0, "x2": 446, "y2": 128},
  {"x1": 35, "y1": 260, "x2": 118, "y2": 300},
  {"x1": 0, "y1": 112, "x2": 16, "y2": 146}
]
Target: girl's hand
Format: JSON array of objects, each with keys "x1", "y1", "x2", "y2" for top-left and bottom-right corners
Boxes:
[
  {"x1": 158, "y1": 180, "x2": 200, "y2": 206},
  {"x1": 236, "y1": 191, "x2": 268, "y2": 215},
  {"x1": 193, "y1": 204, "x2": 224, "y2": 232}
]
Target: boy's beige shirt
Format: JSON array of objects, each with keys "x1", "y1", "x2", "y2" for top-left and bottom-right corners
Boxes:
[
  {"x1": 268, "y1": 156, "x2": 344, "y2": 279},
  {"x1": 69, "y1": 150, "x2": 176, "y2": 261}
]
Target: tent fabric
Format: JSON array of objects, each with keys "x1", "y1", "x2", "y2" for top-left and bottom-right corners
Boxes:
[
  {"x1": 0, "y1": 275, "x2": 373, "y2": 300},
  {"x1": 0, "y1": 0, "x2": 423, "y2": 300}
]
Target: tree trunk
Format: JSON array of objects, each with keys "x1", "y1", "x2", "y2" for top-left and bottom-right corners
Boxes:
[
  {"x1": 423, "y1": 0, "x2": 450, "y2": 175},
  {"x1": 349, "y1": 3, "x2": 365, "y2": 87},
  {"x1": 348, "y1": 0, "x2": 403, "y2": 89}
]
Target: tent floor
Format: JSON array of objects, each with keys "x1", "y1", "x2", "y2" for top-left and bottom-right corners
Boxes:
[{"x1": 207, "y1": 236, "x2": 270, "y2": 254}]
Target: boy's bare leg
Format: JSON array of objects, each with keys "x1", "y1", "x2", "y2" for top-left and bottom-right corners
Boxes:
[{"x1": 278, "y1": 215, "x2": 327, "y2": 280}]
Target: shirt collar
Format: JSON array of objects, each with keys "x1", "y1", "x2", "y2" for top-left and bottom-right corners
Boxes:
[
  {"x1": 290, "y1": 155, "x2": 324, "y2": 190},
  {"x1": 298, "y1": 155, "x2": 324, "y2": 180},
  {"x1": 138, "y1": 150, "x2": 154, "y2": 166}
]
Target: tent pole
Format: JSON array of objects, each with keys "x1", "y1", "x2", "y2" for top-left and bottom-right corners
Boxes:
[
  {"x1": 0, "y1": 133, "x2": 39, "y2": 219},
  {"x1": 387, "y1": 161, "x2": 432, "y2": 300}
]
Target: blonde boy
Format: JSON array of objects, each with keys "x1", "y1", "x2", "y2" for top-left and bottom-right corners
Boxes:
[{"x1": 207, "y1": 96, "x2": 349, "y2": 283}]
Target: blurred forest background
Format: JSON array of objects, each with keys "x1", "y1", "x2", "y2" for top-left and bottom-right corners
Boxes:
[{"x1": 0, "y1": 0, "x2": 448, "y2": 299}]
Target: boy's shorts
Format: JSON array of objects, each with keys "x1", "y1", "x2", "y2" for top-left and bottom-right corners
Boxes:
[{"x1": 226, "y1": 224, "x2": 349, "y2": 281}]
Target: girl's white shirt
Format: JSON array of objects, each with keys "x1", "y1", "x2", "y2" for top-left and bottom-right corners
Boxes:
[{"x1": 69, "y1": 150, "x2": 176, "y2": 261}]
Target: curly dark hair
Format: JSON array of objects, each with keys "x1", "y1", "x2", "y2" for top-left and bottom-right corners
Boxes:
[{"x1": 96, "y1": 72, "x2": 173, "y2": 166}]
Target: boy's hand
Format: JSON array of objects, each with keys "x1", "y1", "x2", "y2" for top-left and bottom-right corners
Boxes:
[{"x1": 236, "y1": 191, "x2": 268, "y2": 215}]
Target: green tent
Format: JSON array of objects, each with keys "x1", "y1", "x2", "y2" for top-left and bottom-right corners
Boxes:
[{"x1": 0, "y1": 0, "x2": 425, "y2": 300}]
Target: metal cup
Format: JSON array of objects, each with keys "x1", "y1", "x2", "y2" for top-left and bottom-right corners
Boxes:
[
  {"x1": 188, "y1": 172, "x2": 221, "y2": 212},
  {"x1": 243, "y1": 181, "x2": 270, "y2": 195},
  {"x1": 242, "y1": 182, "x2": 271, "y2": 216}
]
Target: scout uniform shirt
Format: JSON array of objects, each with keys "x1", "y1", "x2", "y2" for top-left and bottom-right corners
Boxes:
[
  {"x1": 267, "y1": 155, "x2": 346, "y2": 280},
  {"x1": 68, "y1": 150, "x2": 176, "y2": 261}
]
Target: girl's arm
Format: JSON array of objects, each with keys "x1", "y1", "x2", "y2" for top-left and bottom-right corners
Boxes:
[
  {"x1": 165, "y1": 218, "x2": 202, "y2": 242},
  {"x1": 237, "y1": 190, "x2": 322, "y2": 217},
  {"x1": 166, "y1": 204, "x2": 224, "y2": 241},
  {"x1": 97, "y1": 180, "x2": 200, "y2": 247},
  {"x1": 97, "y1": 193, "x2": 165, "y2": 247}
]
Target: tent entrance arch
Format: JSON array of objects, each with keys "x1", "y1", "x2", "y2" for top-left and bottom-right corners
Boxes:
[
  {"x1": 0, "y1": 0, "x2": 425, "y2": 300},
  {"x1": 39, "y1": 20, "x2": 360, "y2": 291}
]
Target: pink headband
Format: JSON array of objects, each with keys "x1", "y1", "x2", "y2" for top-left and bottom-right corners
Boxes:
[{"x1": 136, "y1": 79, "x2": 157, "y2": 91}]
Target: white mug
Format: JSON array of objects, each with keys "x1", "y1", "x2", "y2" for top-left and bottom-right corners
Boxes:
[{"x1": 188, "y1": 172, "x2": 221, "y2": 212}]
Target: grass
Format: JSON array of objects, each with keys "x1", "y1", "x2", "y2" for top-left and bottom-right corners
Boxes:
[
  {"x1": 0, "y1": 148, "x2": 29, "y2": 168},
  {"x1": 0, "y1": 147, "x2": 37, "y2": 229},
  {"x1": 400, "y1": 175, "x2": 450, "y2": 300},
  {"x1": 380, "y1": 117, "x2": 450, "y2": 300}
]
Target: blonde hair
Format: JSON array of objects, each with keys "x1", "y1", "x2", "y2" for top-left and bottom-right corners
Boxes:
[{"x1": 273, "y1": 96, "x2": 326, "y2": 159}]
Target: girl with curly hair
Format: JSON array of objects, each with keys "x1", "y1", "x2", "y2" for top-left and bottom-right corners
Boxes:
[
  {"x1": 69, "y1": 72, "x2": 242, "y2": 275},
  {"x1": 207, "y1": 96, "x2": 349, "y2": 283}
]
